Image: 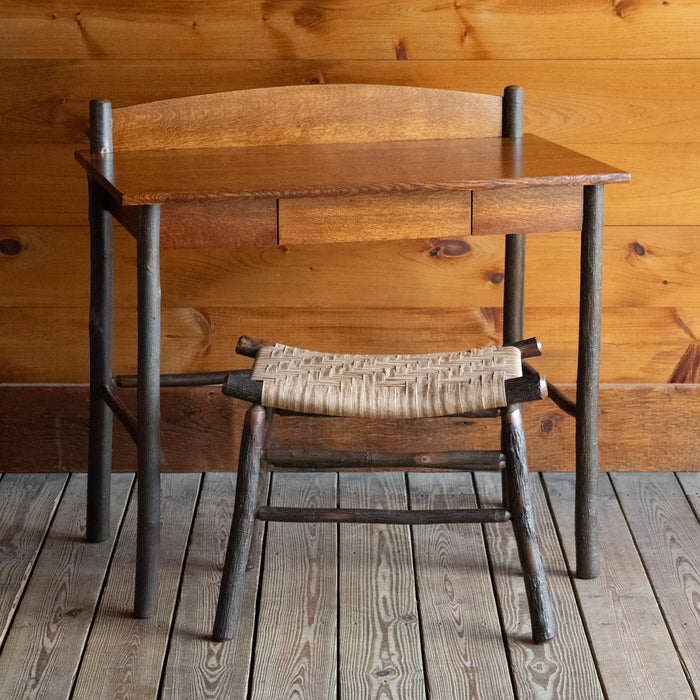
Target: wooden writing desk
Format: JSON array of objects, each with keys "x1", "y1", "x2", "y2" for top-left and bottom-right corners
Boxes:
[{"x1": 75, "y1": 85, "x2": 629, "y2": 619}]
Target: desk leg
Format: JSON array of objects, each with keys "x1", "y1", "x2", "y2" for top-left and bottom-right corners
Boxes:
[
  {"x1": 502, "y1": 232, "x2": 526, "y2": 507},
  {"x1": 503, "y1": 233, "x2": 526, "y2": 345},
  {"x1": 87, "y1": 178, "x2": 113, "y2": 543},
  {"x1": 135, "y1": 204, "x2": 161, "y2": 618},
  {"x1": 576, "y1": 184, "x2": 604, "y2": 579}
]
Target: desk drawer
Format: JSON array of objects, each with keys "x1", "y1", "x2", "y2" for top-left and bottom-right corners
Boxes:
[
  {"x1": 472, "y1": 185, "x2": 582, "y2": 236},
  {"x1": 160, "y1": 199, "x2": 277, "y2": 248},
  {"x1": 278, "y1": 191, "x2": 470, "y2": 245}
]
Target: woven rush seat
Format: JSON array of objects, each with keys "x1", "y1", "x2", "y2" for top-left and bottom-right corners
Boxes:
[{"x1": 250, "y1": 342, "x2": 523, "y2": 418}]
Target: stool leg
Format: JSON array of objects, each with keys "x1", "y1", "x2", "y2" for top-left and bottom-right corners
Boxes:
[
  {"x1": 502, "y1": 406, "x2": 556, "y2": 643},
  {"x1": 213, "y1": 404, "x2": 267, "y2": 641}
]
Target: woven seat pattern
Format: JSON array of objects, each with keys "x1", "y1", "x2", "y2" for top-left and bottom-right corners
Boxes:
[{"x1": 250, "y1": 343, "x2": 522, "y2": 418}]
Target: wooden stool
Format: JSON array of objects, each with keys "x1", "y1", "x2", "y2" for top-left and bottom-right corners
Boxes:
[{"x1": 212, "y1": 336, "x2": 556, "y2": 644}]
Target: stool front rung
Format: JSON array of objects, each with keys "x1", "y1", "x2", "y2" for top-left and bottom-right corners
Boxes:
[{"x1": 256, "y1": 506, "x2": 511, "y2": 525}]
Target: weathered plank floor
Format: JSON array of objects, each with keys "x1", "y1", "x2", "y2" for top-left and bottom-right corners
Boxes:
[{"x1": 0, "y1": 470, "x2": 698, "y2": 699}]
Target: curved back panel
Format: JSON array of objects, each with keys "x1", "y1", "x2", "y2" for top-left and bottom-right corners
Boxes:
[{"x1": 111, "y1": 84, "x2": 503, "y2": 151}]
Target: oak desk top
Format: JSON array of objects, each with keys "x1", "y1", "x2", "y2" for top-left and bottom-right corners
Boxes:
[{"x1": 76, "y1": 134, "x2": 630, "y2": 207}]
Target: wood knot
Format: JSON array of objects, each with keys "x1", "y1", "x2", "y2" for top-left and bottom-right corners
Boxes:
[
  {"x1": 428, "y1": 238, "x2": 471, "y2": 258},
  {"x1": 631, "y1": 241, "x2": 646, "y2": 256},
  {"x1": 490, "y1": 272, "x2": 504, "y2": 285},
  {"x1": 0, "y1": 238, "x2": 22, "y2": 256},
  {"x1": 294, "y1": 5, "x2": 324, "y2": 28},
  {"x1": 611, "y1": 0, "x2": 634, "y2": 18},
  {"x1": 395, "y1": 39, "x2": 408, "y2": 59}
]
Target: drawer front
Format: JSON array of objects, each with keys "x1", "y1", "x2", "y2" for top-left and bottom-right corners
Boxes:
[
  {"x1": 472, "y1": 186, "x2": 583, "y2": 236},
  {"x1": 279, "y1": 191, "x2": 471, "y2": 245},
  {"x1": 160, "y1": 199, "x2": 277, "y2": 248}
]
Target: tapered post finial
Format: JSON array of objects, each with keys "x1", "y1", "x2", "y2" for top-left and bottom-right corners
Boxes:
[
  {"x1": 89, "y1": 99, "x2": 113, "y2": 155},
  {"x1": 502, "y1": 85, "x2": 523, "y2": 139}
]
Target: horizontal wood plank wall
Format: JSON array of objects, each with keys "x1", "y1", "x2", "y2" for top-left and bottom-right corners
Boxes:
[
  {"x1": 1, "y1": 2, "x2": 699, "y2": 470},
  {"x1": 1, "y1": 384, "x2": 698, "y2": 473},
  {"x1": 1, "y1": 2, "x2": 698, "y2": 59}
]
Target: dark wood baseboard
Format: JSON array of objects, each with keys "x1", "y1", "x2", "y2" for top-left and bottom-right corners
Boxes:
[{"x1": 1, "y1": 383, "x2": 698, "y2": 473}]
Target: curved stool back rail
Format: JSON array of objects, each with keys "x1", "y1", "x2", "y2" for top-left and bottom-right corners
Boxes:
[{"x1": 236, "y1": 334, "x2": 542, "y2": 359}]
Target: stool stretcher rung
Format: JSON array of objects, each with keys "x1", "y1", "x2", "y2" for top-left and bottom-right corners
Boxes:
[
  {"x1": 114, "y1": 370, "x2": 231, "y2": 388},
  {"x1": 266, "y1": 448, "x2": 505, "y2": 471},
  {"x1": 256, "y1": 506, "x2": 511, "y2": 524}
]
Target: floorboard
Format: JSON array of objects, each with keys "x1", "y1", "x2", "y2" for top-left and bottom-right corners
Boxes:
[
  {"x1": 338, "y1": 472, "x2": 425, "y2": 699},
  {"x1": 0, "y1": 474, "x2": 67, "y2": 645},
  {"x1": 678, "y1": 471, "x2": 700, "y2": 518},
  {"x1": 72, "y1": 474, "x2": 200, "y2": 700},
  {"x1": 250, "y1": 472, "x2": 337, "y2": 699},
  {"x1": 477, "y1": 473, "x2": 604, "y2": 699},
  {"x1": 409, "y1": 472, "x2": 513, "y2": 699},
  {"x1": 161, "y1": 472, "x2": 261, "y2": 699},
  {"x1": 610, "y1": 472, "x2": 700, "y2": 695},
  {"x1": 544, "y1": 473, "x2": 696, "y2": 700},
  {"x1": 0, "y1": 474, "x2": 131, "y2": 700},
  {"x1": 0, "y1": 471, "x2": 697, "y2": 699}
]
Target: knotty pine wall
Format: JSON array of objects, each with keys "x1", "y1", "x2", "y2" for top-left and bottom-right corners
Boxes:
[{"x1": 1, "y1": 1, "x2": 699, "y2": 471}]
